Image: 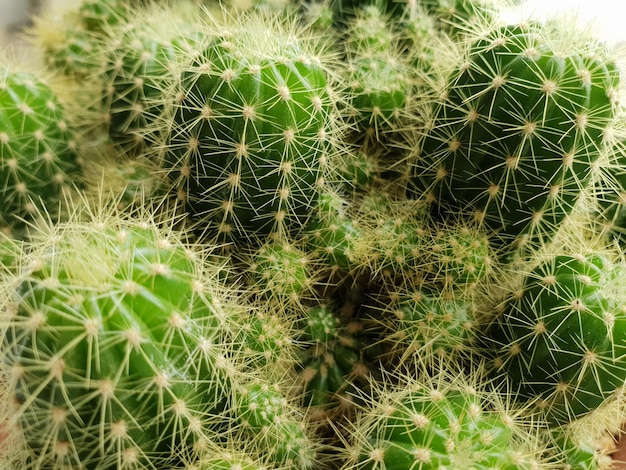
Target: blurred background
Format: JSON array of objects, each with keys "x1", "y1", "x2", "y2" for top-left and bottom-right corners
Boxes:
[
  {"x1": 0, "y1": 0, "x2": 40, "y2": 46},
  {"x1": 0, "y1": 0, "x2": 625, "y2": 48}
]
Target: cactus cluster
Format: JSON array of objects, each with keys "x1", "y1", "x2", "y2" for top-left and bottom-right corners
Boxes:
[{"x1": 2, "y1": 0, "x2": 626, "y2": 468}]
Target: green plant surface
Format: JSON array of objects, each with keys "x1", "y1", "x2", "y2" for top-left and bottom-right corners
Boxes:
[{"x1": 0, "y1": 203, "x2": 243, "y2": 469}]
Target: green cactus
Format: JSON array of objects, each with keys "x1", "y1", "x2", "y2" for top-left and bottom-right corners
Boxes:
[
  {"x1": 484, "y1": 251, "x2": 626, "y2": 426},
  {"x1": 101, "y1": 8, "x2": 201, "y2": 154},
  {"x1": 416, "y1": 0, "x2": 501, "y2": 38},
  {"x1": 161, "y1": 10, "x2": 342, "y2": 246},
  {"x1": 339, "y1": 364, "x2": 548, "y2": 469},
  {"x1": 367, "y1": 283, "x2": 480, "y2": 367},
  {"x1": 39, "y1": 24, "x2": 100, "y2": 79},
  {"x1": 340, "y1": 5, "x2": 412, "y2": 144},
  {"x1": 244, "y1": 239, "x2": 315, "y2": 302},
  {"x1": 300, "y1": 0, "x2": 336, "y2": 36},
  {"x1": 193, "y1": 449, "x2": 280, "y2": 470},
  {"x1": 232, "y1": 379, "x2": 320, "y2": 469},
  {"x1": 0, "y1": 203, "x2": 243, "y2": 468},
  {"x1": 0, "y1": 232, "x2": 23, "y2": 272},
  {"x1": 428, "y1": 219, "x2": 495, "y2": 288},
  {"x1": 594, "y1": 117, "x2": 626, "y2": 245},
  {"x1": 295, "y1": 305, "x2": 373, "y2": 417},
  {"x1": 304, "y1": 190, "x2": 362, "y2": 273},
  {"x1": 353, "y1": 195, "x2": 429, "y2": 283},
  {"x1": 344, "y1": 53, "x2": 410, "y2": 143},
  {"x1": 410, "y1": 22, "x2": 621, "y2": 256},
  {"x1": 0, "y1": 65, "x2": 81, "y2": 234},
  {"x1": 79, "y1": 0, "x2": 137, "y2": 32},
  {"x1": 237, "y1": 300, "x2": 300, "y2": 379},
  {"x1": 334, "y1": 146, "x2": 379, "y2": 194},
  {"x1": 82, "y1": 154, "x2": 172, "y2": 212},
  {"x1": 543, "y1": 427, "x2": 615, "y2": 470}
]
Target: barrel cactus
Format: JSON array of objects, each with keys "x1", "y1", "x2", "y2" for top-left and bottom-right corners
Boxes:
[
  {"x1": 410, "y1": 21, "x2": 621, "y2": 256},
  {"x1": 0, "y1": 202, "x2": 243, "y2": 468},
  {"x1": 484, "y1": 250, "x2": 626, "y2": 426},
  {"x1": 295, "y1": 305, "x2": 373, "y2": 418},
  {"x1": 161, "y1": 10, "x2": 343, "y2": 246},
  {"x1": 0, "y1": 65, "x2": 80, "y2": 234},
  {"x1": 232, "y1": 378, "x2": 321, "y2": 469},
  {"x1": 339, "y1": 365, "x2": 548, "y2": 469},
  {"x1": 100, "y1": 6, "x2": 201, "y2": 154}
]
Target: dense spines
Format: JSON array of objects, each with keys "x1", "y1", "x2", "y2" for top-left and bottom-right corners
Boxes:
[
  {"x1": 428, "y1": 219, "x2": 496, "y2": 288},
  {"x1": 416, "y1": 0, "x2": 502, "y2": 38},
  {"x1": 5, "y1": 0, "x2": 626, "y2": 467},
  {"x1": 304, "y1": 189, "x2": 362, "y2": 273},
  {"x1": 237, "y1": 300, "x2": 300, "y2": 380},
  {"x1": 367, "y1": 283, "x2": 481, "y2": 367},
  {"x1": 0, "y1": 66, "x2": 81, "y2": 234},
  {"x1": 100, "y1": 8, "x2": 202, "y2": 154},
  {"x1": 340, "y1": 4, "x2": 413, "y2": 146},
  {"x1": 352, "y1": 194, "x2": 430, "y2": 284},
  {"x1": 593, "y1": 113, "x2": 626, "y2": 246},
  {"x1": 295, "y1": 305, "x2": 374, "y2": 419},
  {"x1": 161, "y1": 10, "x2": 343, "y2": 246},
  {"x1": 339, "y1": 364, "x2": 549, "y2": 470},
  {"x1": 232, "y1": 379, "x2": 321, "y2": 469},
  {"x1": 543, "y1": 427, "x2": 616, "y2": 470},
  {"x1": 0, "y1": 203, "x2": 244, "y2": 468},
  {"x1": 410, "y1": 21, "x2": 622, "y2": 257},
  {"x1": 244, "y1": 239, "x2": 315, "y2": 303},
  {"x1": 81, "y1": 154, "x2": 172, "y2": 212},
  {"x1": 79, "y1": 0, "x2": 137, "y2": 32},
  {"x1": 483, "y1": 250, "x2": 626, "y2": 426}
]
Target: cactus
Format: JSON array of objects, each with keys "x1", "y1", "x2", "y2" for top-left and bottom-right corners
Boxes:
[
  {"x1": 0, "y1": 201, "x2": 244, "y2": 468},
  {"x1": 484, "y1": 250, "x2": 626, "y2": 426},
  {"x1": 36, "y1": 23, "x2": 100, "y2": 80},
  {"x1": 352, "y1": 194, "x2": 429, "y2": 283},
  {"x1": 0, "y1": 65, "x2": 80, "y2": 234},
  {"x1": 237, "y1": 300, "x2": 300, "y2": 380},
  {"x1": 243, "y1": 239, "x2": 315, "y2": 302},
  {"x1": 339, "y1": 364, "x2": 549, "y2": 469},
  {"x1": 410, "y1": 22, "x2": 621, "y2": 256},
  {"x1": 341, "y1": 4, "x2": 412, "y2": 144},
  {"x1": 544, "y1": 427, "x2": 615, "y2": 470},
  {"x1": 594, "y1": 114, "x2": 626, "y2": 245},
  {"x1": 334, "y1": 146, "x2": 379, "y2": 194},
  {"x1": 79, "y1": 0, "x2": 137, "y2": 32},
  {"x1": 295, "y1": 305, "x2": 374, "y2": 418},
  {"x1": 232, "y1": 379, "x2": 320, "y2": 469},
  {"x1": 343, "y1": 53, "x2": 410, "y2": 143},
  {"x1": 7, "y1": 1, "x2": 626, "y2": 468},
  {"x1": 81, "y1": 153, "x2": 173, "y2": 212},
  {"x1": 367, "y1": 283, "x2": 480, "y2": 367},
  {"x1": 192, "y1": 449, "x2": 281, "y2": 470},
  {"x1": 428, "y1": 219, "x2": 496, "y2": 288},
  {"x1": 304, "y1": 190, "x2": 362, "y2": 273},
  {"x1": 161, "y1": 10, "x2": 342, "y2": 246},
  {"x1": 416, "y1": 0, "x2": 501, "y2": 38},
  {"x1": 100, "y1": 6, "x2": 201, "y2": 154}
]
